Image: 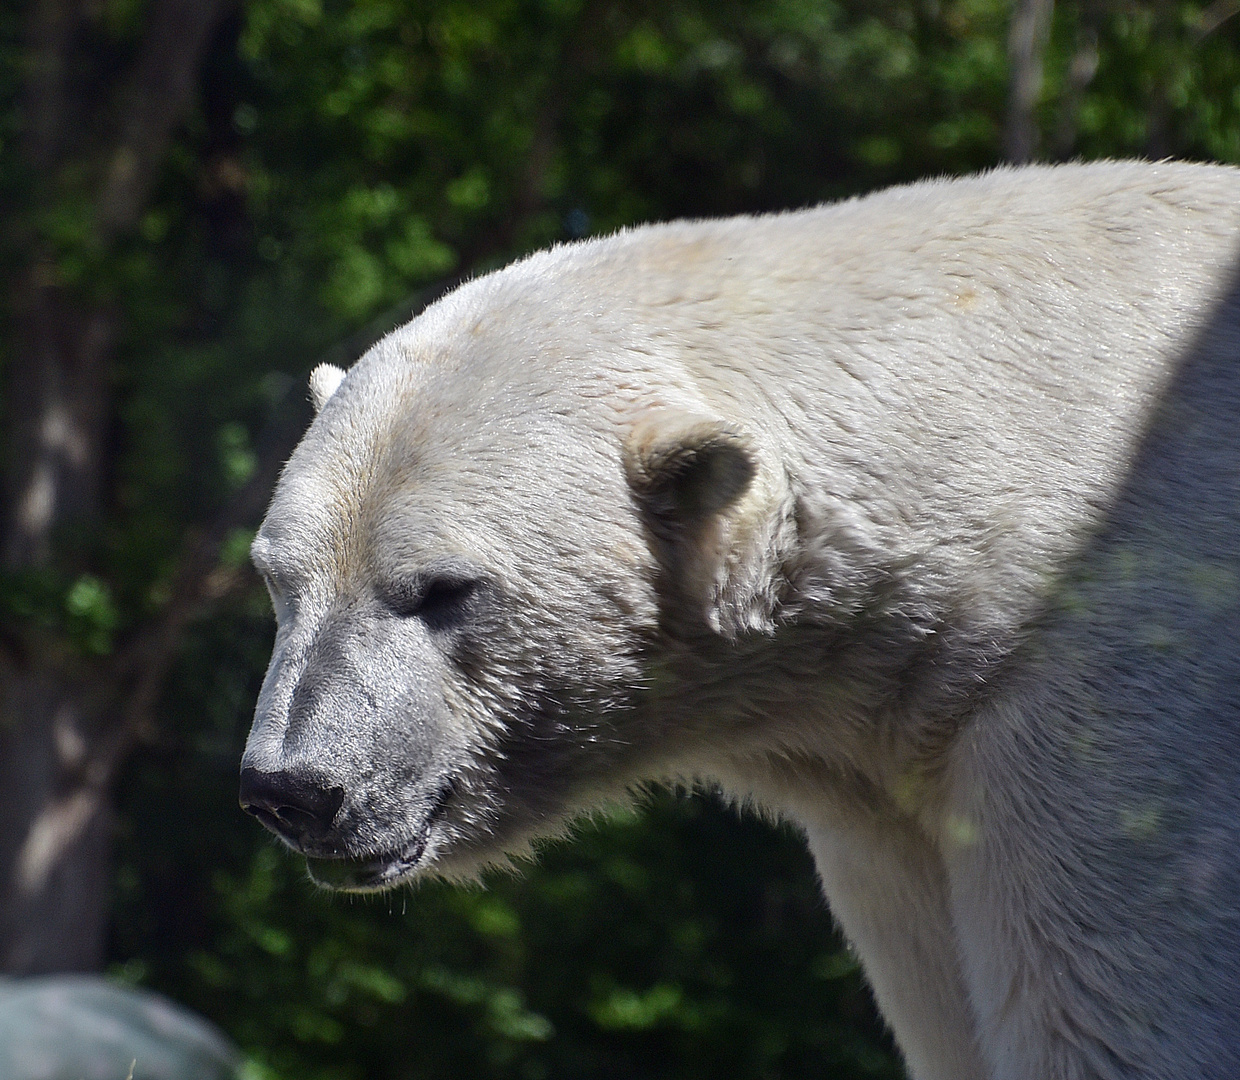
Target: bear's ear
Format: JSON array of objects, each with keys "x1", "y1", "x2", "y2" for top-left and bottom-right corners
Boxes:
[
  {"x1": 309, "y1": 363, "x2": 346, "y2": 413},
  {"x1": 625, "y1": 413, "x2": 784, "y2": 636},
  {"x1": 624, "y1": 417, "x2": 755, "y2": 529}
]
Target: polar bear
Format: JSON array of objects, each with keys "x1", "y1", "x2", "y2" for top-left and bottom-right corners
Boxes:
[{"x1": 240, "y1": 161, "x2": 1240, "y2": 1080}]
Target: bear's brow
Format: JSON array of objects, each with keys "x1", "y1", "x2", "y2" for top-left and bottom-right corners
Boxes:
[
  {"x1": 249, "y1": 534, "x2": 273, "y2": 571},
  {"x1": 377, "y1": 555, "x2": 486, "y2": 590},
  {"x1": 249, "y1": 533, "x2": 312, "y2": 586}
]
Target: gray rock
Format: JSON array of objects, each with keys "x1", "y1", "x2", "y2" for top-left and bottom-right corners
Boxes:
[{"x1": 0, "y1": 976, "x2": 241, "y2": 1080}]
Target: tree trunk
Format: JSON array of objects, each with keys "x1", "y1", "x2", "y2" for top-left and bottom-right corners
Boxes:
[
  {"x1": 0, "y1": 267, "x2": 115, "y2": 970},
  {"x1": 0, "y1": 0, "x2": 233, "y2": 976},
  {"x1": 0, "y1": 671, "x2": 111, "y2": 973},
  {"x1": 1005, "y1": 0, "x2": 1056, "y2": 164},
  {"x1": 4, "y1": 279, "x2": 114, "y2": 569}
]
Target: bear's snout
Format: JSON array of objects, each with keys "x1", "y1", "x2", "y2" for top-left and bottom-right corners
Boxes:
[{"x1": 239, "y1": 764, "x2": 345, "y2": 849}]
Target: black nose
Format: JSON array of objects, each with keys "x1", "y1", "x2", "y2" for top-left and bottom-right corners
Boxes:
[{"x1": 239, "y1": 766, "x2": 345, "y2": 844}]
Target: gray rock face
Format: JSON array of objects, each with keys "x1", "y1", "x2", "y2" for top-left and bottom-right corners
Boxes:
[{"x1": 0, "y1": 976, "x2": 241, "y2": 1080}]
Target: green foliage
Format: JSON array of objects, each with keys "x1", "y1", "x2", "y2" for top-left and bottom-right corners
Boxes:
[
  {"x1": 0, "y1": 568, "x2": 121, "y2": 657},
  {"x1": 1, "y1": 0, "x2": 1236, "y2": 1075},
  {"x1": 1040, "y1": 1, "x2": 1240, "y2": 160}
]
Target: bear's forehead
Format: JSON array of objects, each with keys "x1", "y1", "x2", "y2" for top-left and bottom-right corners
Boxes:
[
  {"x1": 258, "y1": 368, "x2": 625, "y2": 590},
  {"x1": 258, "y1": 239, "x2": 739, "y2": 585}
]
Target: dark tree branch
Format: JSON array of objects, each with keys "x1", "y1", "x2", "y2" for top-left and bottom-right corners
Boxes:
[{"x1": 1196, "y1": 0, "x2": 1240, "y2": 39}]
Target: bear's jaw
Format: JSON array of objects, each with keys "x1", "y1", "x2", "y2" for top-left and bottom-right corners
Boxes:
[
  {"x1": 300, "y1": 784, "x2": 453, "y2": 892},
  {"x1": 303, "y1": 845, "x2": 421, "y2": 892}
]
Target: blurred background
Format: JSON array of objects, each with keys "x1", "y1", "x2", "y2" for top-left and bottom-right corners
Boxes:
[{"x1": 2, "y1": 0, "x2": 1240, "y2": 1076}]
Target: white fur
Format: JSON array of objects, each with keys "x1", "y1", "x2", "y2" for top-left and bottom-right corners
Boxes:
[
  {"x1": 308, "y1": 362, "x2": 346, "y2": 412},
  {"x1": 246, "y1": 162, "x2": 1240, "y2": 1080}
]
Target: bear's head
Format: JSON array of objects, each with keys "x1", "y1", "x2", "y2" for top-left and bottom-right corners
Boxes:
[{"x1": 239, "y1": 263, "x2": 797, "y2": 890}]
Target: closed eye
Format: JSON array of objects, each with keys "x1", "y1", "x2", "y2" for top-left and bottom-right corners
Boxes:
[{"x1": 384, "y1": 575, "x2": 480, "y2": 625}]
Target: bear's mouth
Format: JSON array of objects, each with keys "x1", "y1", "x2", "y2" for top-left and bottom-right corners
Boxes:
[
  {"x1": 303, "y1": 788, "x2": 450, "y2": 891},
  {"x1": 304, "y1": 837, "x2": 427, "y2": 891}
]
